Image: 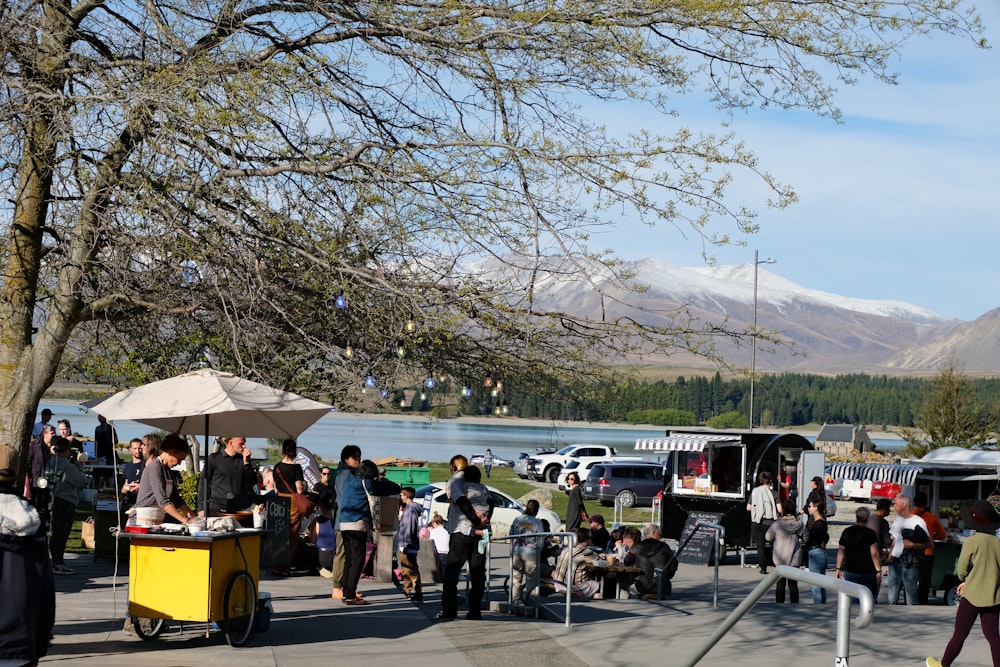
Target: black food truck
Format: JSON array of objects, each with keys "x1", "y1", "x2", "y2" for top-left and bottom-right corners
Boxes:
[{"x1": 638, "y1": 429, "x2": 824, "y2": 561}]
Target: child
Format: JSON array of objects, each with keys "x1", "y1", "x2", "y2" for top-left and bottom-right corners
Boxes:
[
  {"x1": 429, "y1": 514, "x2": 449, "y2": 573},
  {"x1": 397, "y1": 486, "x2": 423, "y2": 601}
]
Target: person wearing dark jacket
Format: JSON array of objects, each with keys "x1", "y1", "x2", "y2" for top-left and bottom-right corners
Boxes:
[
  {"x1": 564, "y1": 472, "x2": 588, "y2": 532},
  {"x1": 337, "y1": 459, "x2": 401, "y2": 606},
  {"x1": 0, "y1": 442, "x2": 55, "y2": 665},
  {"x1": 630, "y1": 523, "x2": 677, "y2": 598},
  {"x1": 198, "y1": 436, "x2": 256, "y2": 516}
]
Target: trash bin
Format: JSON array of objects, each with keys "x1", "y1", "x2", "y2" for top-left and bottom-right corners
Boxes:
[{"x1": 382, "y1": 467, "x2": 430, "y2": 487}]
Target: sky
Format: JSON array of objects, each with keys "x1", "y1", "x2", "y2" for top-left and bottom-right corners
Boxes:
[{"x1": 590, "y1": 3, "x2": 1000, "y2": 322}]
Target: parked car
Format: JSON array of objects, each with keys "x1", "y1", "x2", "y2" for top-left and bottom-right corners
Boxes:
[
  {"x1": 469, "y1": 453, "x2": 514, "y2": 467},
  {"x1": 526, "y1": 443, "x2": 622, "y2": 483},
  {"x1": 556, "y1": 456, "x2": 646, "y2": 491},
  {"x1": 513, "y1": 448, "x2": 557, "y2": 479},
  {"x1": 583, "y1": 462, "x2": 666, "y2": 508},
  {"x1": 413, "y1": 482, "x2": 561, "y2": 537}
]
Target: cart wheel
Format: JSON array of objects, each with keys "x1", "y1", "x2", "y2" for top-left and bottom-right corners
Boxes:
[
  {"x1": 131, "y1": 616, "x2": 165, "y2": 640},
  {"x1": 223, "y1": 570, "x2": 257, "y2": 647},
  {"x1": 945, "y1": 586, "x2": 960, "y2": 607}
]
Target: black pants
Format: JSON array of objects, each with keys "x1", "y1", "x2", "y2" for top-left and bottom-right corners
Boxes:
[
  {"x1": 917, "y1": 554, "x2": 935, "y2": 604},
  {"x1": 776, "y1": 577, "x2": 799, "y2": 603},
  {"x1": 752, "y1": 519, "x2": 774, "y2": 569},
  {"x1": 441, "y1": 532, "x2": 485, "y2": 618},
  {"x1": 49, "y1": 498, "x2": 75, "y2": 566},
  {"x1": 340, "y1": 530, "x2": 368, "y2": 599}
]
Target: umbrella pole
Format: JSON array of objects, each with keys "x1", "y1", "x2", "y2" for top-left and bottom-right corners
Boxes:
[{"x1": 203, "y1": 414, "x2": 211, "y2": 517}]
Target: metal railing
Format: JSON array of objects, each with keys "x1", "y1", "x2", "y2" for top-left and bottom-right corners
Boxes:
[
  {"x1": 611, "y1": 494, "x2": 663, "y2": 527},
  {"x1": 487, "y1": 531, "x2": 577, "y2": 627},
  {"x1": 682, "y1": 565, "x2": 874, "y2": 667}
]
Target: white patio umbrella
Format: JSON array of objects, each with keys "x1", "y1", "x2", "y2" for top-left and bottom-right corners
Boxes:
[{"x1": 81, "y1": 368, "x2": 333, "y2": 455}]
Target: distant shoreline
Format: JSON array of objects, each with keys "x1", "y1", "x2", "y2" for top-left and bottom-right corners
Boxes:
[{"x1": 54, "y1": 395, "x2": 904, "y2": 441}]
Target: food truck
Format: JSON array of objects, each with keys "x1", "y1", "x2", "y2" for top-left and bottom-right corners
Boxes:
[{"x1": 638, "y1": 429, "x2": 823, "y2": 561}]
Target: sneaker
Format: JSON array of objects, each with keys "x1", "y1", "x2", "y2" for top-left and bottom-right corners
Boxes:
[
  {"x1": 926, "y1": 659, "x2": 943, "y2": 667},
  {"x1": 123, "y1": 618, "x2": 135, "y2": 636},
  {"x1": 52, "y1": 564, "x2": 75, "y2": 575}
]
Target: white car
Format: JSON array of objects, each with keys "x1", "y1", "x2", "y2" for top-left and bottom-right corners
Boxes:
[{"x1": 414, "y1": 482, "x2": 560, "y2": 537}]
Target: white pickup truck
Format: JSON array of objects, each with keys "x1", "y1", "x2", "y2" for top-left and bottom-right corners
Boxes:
[{"x1": 526, "y1": 443, "x2": 624, "y2": 483}]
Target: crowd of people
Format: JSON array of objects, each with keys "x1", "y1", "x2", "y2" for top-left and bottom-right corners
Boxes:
[{"x1": 9, "y1": 407, "x2": 1000, "y2": 667}]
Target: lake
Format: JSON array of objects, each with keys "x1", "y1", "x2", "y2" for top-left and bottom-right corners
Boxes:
[{"x1": 40, "y1": 401, "x2": 903, "y2": 464}]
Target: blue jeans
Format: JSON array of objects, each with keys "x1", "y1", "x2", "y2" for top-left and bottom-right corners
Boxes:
[
  {"x1": 887, "y1": 557, "x2": 919, "y2": 604},
  {"x1": 843, "y1": 570, "x2": 879, "y2": 604},
  {"x1": 807, "y1": 547, "x2": 828, "y2": 603}
]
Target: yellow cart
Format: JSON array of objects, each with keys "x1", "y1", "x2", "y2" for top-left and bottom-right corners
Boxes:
[{"x1": 122, "y1": 528, "x2": 262, "y2": 647}]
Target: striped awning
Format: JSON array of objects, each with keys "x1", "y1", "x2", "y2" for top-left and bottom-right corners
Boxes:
[
  {"x1": 825, "y1": 462, "x2": 922, "y2": 487},
  {"x1": 636, "y1": 434, "x2": 740, "y2": 452}
]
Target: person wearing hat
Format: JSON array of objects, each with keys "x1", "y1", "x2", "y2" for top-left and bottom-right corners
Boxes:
[
  {"x1": 926, "y1": 500, "x2": 1000, "y2": 667},
  {"x1": 0, "y1": 442, "x2": 55, "y2": 664},
  {"x1": 46, "y1": 435, "x2": 90, "y2": 575}
]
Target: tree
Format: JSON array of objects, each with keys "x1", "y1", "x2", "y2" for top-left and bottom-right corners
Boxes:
[
  {"x1": 0, "y1": 0, "x2": 985, "y2": 480},
  {"x1": 898, "y1": 361, "x2": 999, "y2": 458}
]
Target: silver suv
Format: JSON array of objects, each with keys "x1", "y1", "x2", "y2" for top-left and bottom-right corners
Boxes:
[{"x1": 583, "y1": 462, "x2": 665, "y2": 508}]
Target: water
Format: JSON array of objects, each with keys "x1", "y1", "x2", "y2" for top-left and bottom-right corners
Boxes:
[
  {"x1": 40, "y1": 401, "x2": 904, "y2": 464},
  {"x1": 40, "y1": 402, "x2": 669, "y2": 464}
]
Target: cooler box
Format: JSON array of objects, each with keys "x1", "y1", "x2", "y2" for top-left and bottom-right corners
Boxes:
[{"x1": 383, "y1": 467, "x2": 430, "y2": 487}]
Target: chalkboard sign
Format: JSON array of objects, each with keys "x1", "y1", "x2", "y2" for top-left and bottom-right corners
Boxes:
[
  {"x1": 257, "y1": 495, "x2": 290, "y2": 569},
  {"x1": 678, "y1": 511, "x2": 723, "y2": 565}
]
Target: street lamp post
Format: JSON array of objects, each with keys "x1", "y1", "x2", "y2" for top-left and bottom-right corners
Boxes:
[{"x1": 749, "y1": 250, "x2": 776, "y2": 432}]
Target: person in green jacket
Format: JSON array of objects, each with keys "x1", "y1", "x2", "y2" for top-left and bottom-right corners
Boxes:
[{"x1": 927, "y1": 500, "x2": 1000, "y2": 667}]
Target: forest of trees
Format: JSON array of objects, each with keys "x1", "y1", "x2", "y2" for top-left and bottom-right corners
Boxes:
[{"x1": 455, "y1": 372, "x2": 1000, "y2": 430}]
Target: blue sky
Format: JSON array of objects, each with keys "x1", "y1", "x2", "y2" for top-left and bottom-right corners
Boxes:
[{"x1": 595, "y1": 3, "x2": 1000, "y2": 321}]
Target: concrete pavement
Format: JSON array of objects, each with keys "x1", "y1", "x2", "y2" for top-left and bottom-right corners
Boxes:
[{"x1": 42, "y1": 545, "x2": 987, "y2": 667}]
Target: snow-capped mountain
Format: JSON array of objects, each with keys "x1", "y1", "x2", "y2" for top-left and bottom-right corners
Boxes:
[{"x1": 486, "y1": 256, "x2": 991, "y2": 373}]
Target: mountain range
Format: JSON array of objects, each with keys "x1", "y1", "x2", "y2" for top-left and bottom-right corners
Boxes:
[{"x1": 525, "y1": 258, "x2": 1000, "y2": 375}]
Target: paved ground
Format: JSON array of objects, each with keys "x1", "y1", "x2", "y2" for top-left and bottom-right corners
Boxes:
[{"x1": 40, "y1": 526, "x2": 993, "y2": 667}]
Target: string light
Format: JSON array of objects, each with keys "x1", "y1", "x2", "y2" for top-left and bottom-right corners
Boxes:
[
  {"x1": 461, "y1": 386, "x2": 472, "y2": 397},
  {"x1": 380, "y1": 389, "x2": 389, "y2": 399},
  {"x1": 396, "y1": 342, "x2": 406, "y2": 358},
  {"x1": 405, "y1": 315, "x2": 416, "y2": 333},
  {"x1": 344, "y1": 344, "x2": 354, "y2": 359},
  {"x1": 364, "y1": 374, "x2": 376, "y2": 387},
  {"x1": 334, "y1": 293, "x2": 347, "y2": 309},
  {"x1": 425, "y1": 377, "x2": 435, "y2": 389},
  {"x1": 484, "y1": 376, "x2": 493, "y2": 387}
]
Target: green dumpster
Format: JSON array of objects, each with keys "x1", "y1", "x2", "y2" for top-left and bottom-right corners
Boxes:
[{"x1": 383, "y1": 467, "x2": 430, "y2": 487}]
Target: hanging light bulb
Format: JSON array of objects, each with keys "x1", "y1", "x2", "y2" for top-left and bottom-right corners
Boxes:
[
  {"x1": 405, "y1": 315, "x2": 416, "y2": 333},
  {"x1": 425, "y1": 377, "x2": 435, "y2": 389},
  {"x1": 461, "y1": 386, "x2": 471, "y2": 397},
  {"x1": 399, "y1": 398, "x2": 406, "y2": 408},
  {"x1": 344, "y1": 343, "x2": 354, "y2": 359},
  {"x1": 501, "y1": 405, "x2": 509, "y2": 415},
  {"x1": 365, "y1": 374, "x2": 376, "y2": 387},
  {"x1": 334, "y1": 293, "x2": 347, "y2": 309},
  {"x1": 484, "y1": 376, "x2": 493, "y2": 387},
  {"x1": 491, "y1": 389, "x2": 498, "y2": 398},
  {"x1": 420, "y1": 391, "x2": 427, "y2": 400},
  {"x1": 496, "y1": 380, "x2": 503, "y2": 392},
  {"x1": 494, "y1": 406, "x2": 501, "y2": 415},
  {"x1": 396, "y1": 342, "x2": 406, "y2": 358},
  {"x1": 380, "y1": 389, "x2": 389, "y2": 399}
]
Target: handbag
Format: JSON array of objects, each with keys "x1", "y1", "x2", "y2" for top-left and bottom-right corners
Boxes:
[{"x1": 274, "y1": 465, "x2": 316, "y2": 516}]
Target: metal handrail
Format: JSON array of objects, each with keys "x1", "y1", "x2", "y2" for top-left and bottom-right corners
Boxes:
[
  {"x1": 487, "y1": 531, "x2": 577, "y2": 627},
  {"x1": 682, "y1": 565, "x2": 874, "y2": 667}
]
